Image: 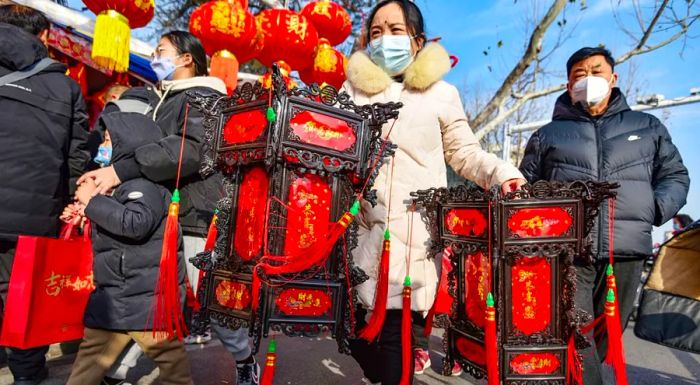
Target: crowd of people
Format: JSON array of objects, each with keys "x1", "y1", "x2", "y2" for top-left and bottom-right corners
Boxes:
[{"x1": 0, "y1": 0, "x2": 691, "y2": 385}]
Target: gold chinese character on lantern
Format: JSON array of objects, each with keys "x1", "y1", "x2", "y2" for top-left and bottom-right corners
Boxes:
[
  {"x1": 311, "y1": 1, "x2": 332, "y2": 17},
  {"x1": 287, "y1": 14, "x2": 308, "y2": 39}
]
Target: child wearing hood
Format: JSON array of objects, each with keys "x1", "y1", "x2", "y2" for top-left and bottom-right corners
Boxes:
[{"x1": 61, "y1": 113, "x2": 192, "y2": 385}]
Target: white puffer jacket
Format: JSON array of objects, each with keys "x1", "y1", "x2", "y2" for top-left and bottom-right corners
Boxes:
[{"x1": 343, "y1": 43, "x2": 523, "y2": 312}]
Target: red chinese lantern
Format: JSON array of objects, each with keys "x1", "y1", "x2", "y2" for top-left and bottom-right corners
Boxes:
[
  {"x1": 255, "y1": 9, "x2": 319, "y2": 71},
  {"x1": 83, "y1": 0, "x2": 154, "y2": 72},
  {"x1": 303, "y1": 38, "x2": 346, "y2": 90},
  {"x1": 189, "y1": 0, "x2": 260, "y2": 93},
  {"x1": 300, "y1": 0, "x2": 352, "y2": 46}
]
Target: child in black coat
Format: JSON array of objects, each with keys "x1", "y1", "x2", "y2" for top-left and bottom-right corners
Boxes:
[{"x1": 62, "y1": 112, "x2": 191, "y2": 385}]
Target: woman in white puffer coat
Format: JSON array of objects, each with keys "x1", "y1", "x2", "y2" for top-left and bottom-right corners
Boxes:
[{"x1": 343, "y1": 1, "x2": 526, "y2": 384}]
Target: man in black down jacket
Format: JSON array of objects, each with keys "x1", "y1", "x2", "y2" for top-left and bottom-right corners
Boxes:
[
  {"x1": 520, "y1": 47, "x2": 690, "y2": 385},
  {"x1": 0, "y1": 5, "x2": 89, "y2": 384}
]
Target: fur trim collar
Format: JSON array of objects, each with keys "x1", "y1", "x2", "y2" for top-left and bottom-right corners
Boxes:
[{"x1": 346, "y1": 43, "x2": 452, "y2": 95}]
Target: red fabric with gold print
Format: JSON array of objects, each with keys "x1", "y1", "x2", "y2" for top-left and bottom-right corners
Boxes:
[
  {"x1": 507, "y1": 207, "x2": 573, "y2": 238},
  {"x1": 510, "y1": 352, "x2": 560, "y2": 375},
  {"x1": 510, "y1": 256, "x2": 552, "y2": 336},
  {"x1": 234, "y1": 167, "x2": 269, "y2": 261},
  {"x1": 215, "y1": 280, "x2": 252, "y2": 311},
  {"x1": 464, "y1": 251, "x2": 489, "y2": 328},
  {"x1": 0, "y1": 225, "x2": 93, "y2": 349},
  {"x1": 289, "y1": 110, "x2": 356, "y2": 151},
  {"x1": 275, "y1": 288, "x2": 332, "y2": 316},
  {"x1": 444, "y1": 208, "x2": 487, "y2": 237},
  {"x1": 283, "y1": 173, "x2": 332, "y2": 256}
]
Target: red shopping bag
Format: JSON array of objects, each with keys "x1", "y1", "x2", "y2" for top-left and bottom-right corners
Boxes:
[{"x1": 0, "y1": 223, "x2": 93, "y2": 349}]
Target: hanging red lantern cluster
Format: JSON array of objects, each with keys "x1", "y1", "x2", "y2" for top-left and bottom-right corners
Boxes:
[
  {"x1": 189, "y1": 0, "x2": 260, "y2": 93},
  {"x1": 83, "y1": 0, "x2": 154, "y2": 72},
  {"x1": 300, "y1": 0, "x2": 352, "y2": 46},
  {"x1": 255, "y1": 9, "x2": 319, "y2": 71}
]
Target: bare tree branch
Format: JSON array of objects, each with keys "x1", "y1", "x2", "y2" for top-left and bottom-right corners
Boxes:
[
  {"x1": 616, "y1": 0, "x2": 671, "y2": 62},
  {"x1": 468, "y1": 0, "x2": 569, "y2": 130},
  {"x1": 475, "y1": 83, "x2": 565, "y2": 140},
  {"x1": 472, "y1": 0, "x2": 698, "y2": 141}
]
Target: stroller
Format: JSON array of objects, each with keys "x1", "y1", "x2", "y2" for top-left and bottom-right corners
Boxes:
[{"x1": 634, "y1": 220, "x2": 700, "y2": 354}]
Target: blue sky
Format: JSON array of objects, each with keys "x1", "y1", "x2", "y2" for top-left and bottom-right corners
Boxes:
[{"x1": 64, "y1": 0, "x2": 697, "y2": 242}]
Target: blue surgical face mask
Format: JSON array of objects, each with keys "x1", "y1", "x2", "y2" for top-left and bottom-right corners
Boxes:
[
  {"x1": 368, "y1": 35, "x2": 414, "y2": 76},
  {"x1": 94, "y1": 145, "x2": 112, "y2": 167},
  {"x1": 150, "y1": 56, "x2": 179, "y2": 81}
]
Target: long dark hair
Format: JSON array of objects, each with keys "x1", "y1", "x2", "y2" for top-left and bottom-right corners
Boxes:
[
  {"x1": 364, "y1": 0, "x2": 426, "y2": 47},
  {"x1": 162, "y1": 31, "x2": 208, "y2": 77}
]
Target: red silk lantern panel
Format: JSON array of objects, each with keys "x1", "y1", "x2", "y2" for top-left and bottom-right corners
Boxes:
[
  {"x1": 455, "y1": 335, "x2": 486, "y2": 367},
  {"x1": 283, "y1": 173, "x2": 332, "y2": 256},
  {"x1": 507, "y1": 207, "x2": 573, "y2": 238},
  {"x1": 222, "y1": 109, "x2": 268, "y2": 146},
  {"x1": 275, "y1": 288, "x2": 332, "y2": 317},
  {"x1": 188, "y1": 1, "x2": 259, "y2": 63},
  {"x1": 256, "y1": 9, "x2": 319, "y2": 71},
  {"x1": 83, "y1": 0, "x2": 154, "y2": 72},
  {"x1": 300, "y1": 0, "x2": 352, "y2": 46},
  {"x1": 511, "y1": 256, "x2": 552, "y2": 336},
  {"x1": 234, "y1": 167, "x2": 269, "y2": 261},
  {"x1": 289, "y1": 109, "x2": 356, "y2": 152},
  {"x1": 444, "y1": 208, "x2": 487, "y2": 237},
  {"x1": 306, "y1": 38, "x2": 347, "y2": 90},
  {"x1": 464, "y1": 251, "x2": 489, "y2": 328},
  {"x1": 215, "y1": 280, "x2": 252, "y2": 311},
  {"x1": 509, "y1": 353, "x2": 560, "y2": 375}
]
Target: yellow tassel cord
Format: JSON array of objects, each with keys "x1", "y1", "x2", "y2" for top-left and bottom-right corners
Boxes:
[{"x1": 92, "y1": 10, "x2": 131, "y2": 73}]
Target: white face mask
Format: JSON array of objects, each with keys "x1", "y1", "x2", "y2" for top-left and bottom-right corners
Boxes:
[
  {"x1": 571, "y1": 76, "x2": 612, "y2": 107},
  {"x1": 368, "y1": 35, "x2": 414, "y2": 76}
]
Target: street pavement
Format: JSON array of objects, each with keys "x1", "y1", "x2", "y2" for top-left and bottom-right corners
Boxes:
[{"x1": 1, "y1": 325, "x2": 698, "y2": 385}]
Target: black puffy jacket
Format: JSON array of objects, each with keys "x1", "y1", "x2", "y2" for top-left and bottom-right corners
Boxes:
[
  {"x1": 520, "y1": 89, "x2": 690, "y2": 259},
  {"x1": 112, "y1": 78, "x2": 226, "y2": 237},
  {"x1": 83, "y1": 113, "x2": 185, "y2": 330},
  {"x1": 0, "y1": 23, "x2": 89, "y2": 241}
]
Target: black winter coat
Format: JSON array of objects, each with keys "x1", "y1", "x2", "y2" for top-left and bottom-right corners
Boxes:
[
  {"x1": 112, "y1": 79, "x2": 225, "y2": 237},
  {"x1": 0, "y1": 23, "x2": 89, "y2": 241},
  {"x1": 83, "y1": 113, "x2": 185, "y2": 330},
  {"x1": 520, "y1": 89, "x2": 690, "y2": 259}
]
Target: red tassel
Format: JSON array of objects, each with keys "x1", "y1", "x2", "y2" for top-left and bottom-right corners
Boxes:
[
  {"x1": 204, "y1": 210, "x2": 219, "y2": 252},
  {"x1": 260, "y1": 338, "x2": 277, "y2": 385},
  {"x1": 485, "y1": 293, "x2": 499, "y2": 385},
  {"x1": 604, "y1": 289, "x2": 628, "y2": 385},
  {"x1": 252, "y1": 201, "x2": 360, "y2": 305},
  {"x1": 188, "y1": 210, "x2": 220, "y2": 311},
  {"x1": 210, "y1": 50, "x2": 239, "y2": 95},
  {"x1": 399, "y1": 276, "x2": 412, "y2": 385},
  {"x1": 358, "y1": 229, "x2": 391, "y2": 342},
  {"x1": 252, "y1": 267, "x2": 262, "y2": 312},
  {"x1": 424, "y1": 246, "x2": 454, "y2": 337},
  {"x1": 184, "y1": 276, "x2": 199, "y2": 311},
  {"x1": 152, "y1": 190, "x2": 188, "y2": 340},
  {"x1": 566, "y1": 334, "x2": 583, "y2": 385}
]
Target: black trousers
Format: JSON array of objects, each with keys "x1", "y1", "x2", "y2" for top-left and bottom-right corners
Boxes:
[
  {"x1": 349, "y1": 308, "x2": 416, "y2": 385},
  {"x1": 0, "y1": 241, "x2": 50, "y2": 379},
  {"x1": 575, "y1": 258, "x2": 645, "y2": 385}
]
